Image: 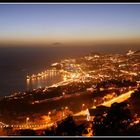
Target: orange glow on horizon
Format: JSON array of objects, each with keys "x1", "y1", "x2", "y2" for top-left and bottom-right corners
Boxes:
[{"x1": 0, "y1": 35, "x2": 140, "y2": 47}]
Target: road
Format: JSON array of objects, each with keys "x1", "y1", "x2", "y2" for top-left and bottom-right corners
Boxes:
[
  {"x1": 0, "y1": 117, "x2": 68, "y2": 131},
  {"x1": 0, "y1": 89, "x2": 136, "y2": 131},
  {"x1": 102, "y1": 90, "x2": 134, "y2": 107},
  {"x1": 74, "y1": 89, "x2": 135, "y2": 116}
]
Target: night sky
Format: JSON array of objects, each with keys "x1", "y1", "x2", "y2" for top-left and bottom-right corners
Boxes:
[{"x1": 0, "y1": 4, "x2": 140, "y2": 47}]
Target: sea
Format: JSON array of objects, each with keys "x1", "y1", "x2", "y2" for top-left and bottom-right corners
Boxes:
[{"x1": 0, "y1": 45, "x2": 139, "y2": 97}]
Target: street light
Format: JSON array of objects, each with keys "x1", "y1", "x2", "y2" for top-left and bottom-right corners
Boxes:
[
  {"x1": 61, "y1": 107, "x2": 65, "y2": 118},
  {"x1": 82, "y1": 104, "x2": 85, "y2": 110},
  {"x1": 48, "y1": 111, "x2": 51, "y2": 116},
  {"x1": 26, "y1": 117, "x2": 29, "y2": 122},
  {"x1": 82, "y1": 104, "x2": 85, "y2": 107},
  {"x1": 62, "y1": 111, "x2": 65, "y2": 117},
  {"x1": 62, "y1": 92, "x2": 65, "y2": 96},
  {"x1": 65, "y1": 106, "x2": 68, "y2": 110},
  {"x1": 26, "y1": 117, "x2": 30, "y2": 127}
]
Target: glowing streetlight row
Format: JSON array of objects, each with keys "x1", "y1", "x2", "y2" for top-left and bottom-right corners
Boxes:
[
  {"x1": 0, "y1": 123, "x2": 54, "y2": 128},
  {"x1": 26, "y1": 71, "x2": 48, "y2": 80},
  {"x1": 26, "y1": 69, "x2": 58, "y2": 81}
]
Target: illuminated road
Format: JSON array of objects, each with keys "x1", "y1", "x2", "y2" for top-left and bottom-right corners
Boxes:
[
  {"x1": 74, "y1": 89, "x2": 135, "y2": 116},
  {"x1": 0, "y1": 117, "x2": 68, "y2": 131},
  {"x1": 0, "y1": 89, "x2": 136, "y2": 131},
  {"x1": 102, "y1": 90, "x2": 134, "y2": 107},
  {"x1": 0, "y1": 122, "x2": 54, "y2": 130}
]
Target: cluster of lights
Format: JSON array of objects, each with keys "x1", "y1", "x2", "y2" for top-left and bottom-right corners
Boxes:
[
  {"x1": 26, "y1": 71, "x2": 48, "y2": 80},
  {"x1": 26, "y1": 69, "x2": 58, "y2": 81},
  {"x1": 63, "y1": 72, "x2": 81, "y2": 82},
  {"x1": 0, "y1": 123, "x2": 54, "y2": 129},
  {"x1": 12, "y1": 52, "x2": 140, "y2": 131},
  {"x1": 17, "y1": 109, "x2": 71, "y2": 129},
  {"x1": 129, "y1": 117, "x2": 140, "y2": 126}
]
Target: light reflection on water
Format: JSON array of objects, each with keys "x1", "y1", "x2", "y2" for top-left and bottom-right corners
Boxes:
[{"x1": 26, "y1": 71, "x2": 63, "y2": 91}]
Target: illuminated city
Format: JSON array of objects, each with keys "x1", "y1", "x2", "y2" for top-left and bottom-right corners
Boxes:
[
  {"x1": 0, "y1": 3, "x2": 140, "y2": 136},
  {"x1": 0, "y1": 49, "x2": 140, "y2": 136}
]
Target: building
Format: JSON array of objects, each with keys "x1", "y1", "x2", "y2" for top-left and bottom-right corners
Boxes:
[{"x1": 87, "y1": 106, "x2": 109, "y2": 121}]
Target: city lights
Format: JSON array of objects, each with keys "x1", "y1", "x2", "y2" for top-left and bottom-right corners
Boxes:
[{"x1": 0, "y1": 50, "x2": 140, "y2": 136}]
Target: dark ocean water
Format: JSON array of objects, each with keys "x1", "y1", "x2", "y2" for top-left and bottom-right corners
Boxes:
[
  {"x1": 0, "y1": 46, "x2": 94, "y2": 97},
  {"x1": 0, "y1": 45, "x2": 139, "y2": 97}
]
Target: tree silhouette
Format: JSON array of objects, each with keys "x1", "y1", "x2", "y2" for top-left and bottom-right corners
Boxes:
[
  {"x1": 55, "y1": 115, "x2": 77, "y2": 136},
  {"x1": 93, "y1": 102, "x2": 133, "y2": 136}
]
